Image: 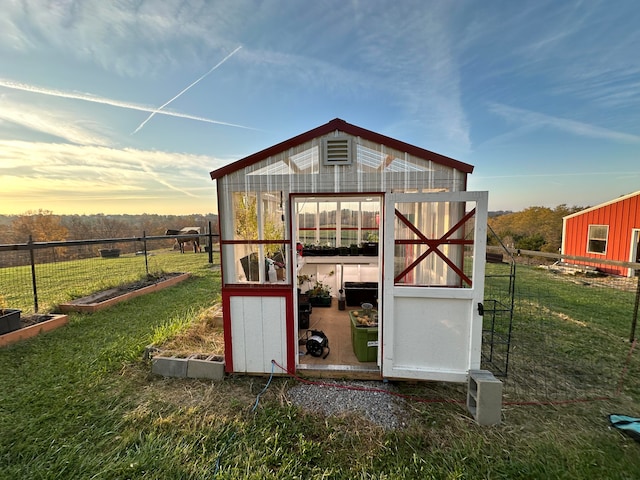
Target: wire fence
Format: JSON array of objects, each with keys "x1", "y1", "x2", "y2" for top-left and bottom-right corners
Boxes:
[
  {"x1": 2, "y1": 234, "x2": 639, "y2": 403},
  {"x1": 482, "y1": 248, "x2": 640, "y2": 403},
  {"x1": 0, "y1": 232, "x2": 218, "y2": 314}
]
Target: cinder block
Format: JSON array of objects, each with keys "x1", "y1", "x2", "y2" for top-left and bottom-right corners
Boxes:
[
  {"x1": 467, "y1": 369, "x2": 503, "y2": 426},
  {"x1": 152, "y1": 356, "x2": 188, "y2": 378},
  {"x1": 187, "y1": 354, "x2": 225, "y2": 381}
]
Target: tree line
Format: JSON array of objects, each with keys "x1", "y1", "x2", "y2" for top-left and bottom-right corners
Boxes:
[
  {"x1": 487, "y1": 204, "x2": 585, "y2": 253},
  {"x1": 0, "y1": 204, "x2": 586, "y2": 256},
  {"x1": 0, "y1": 210, "x2": 218, "y2": 244}
]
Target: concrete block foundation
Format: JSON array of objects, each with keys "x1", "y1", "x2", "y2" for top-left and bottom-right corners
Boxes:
[
  {"x1": 467, "y1": 369, "x2": 503, "y2": 426},
  {"x1": 151, "y1": 356, "x2": 189, "y2": 378}
]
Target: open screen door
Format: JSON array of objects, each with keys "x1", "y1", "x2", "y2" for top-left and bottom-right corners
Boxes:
[{"x1": 382, "y1": 191, "x2": 488, "y2": 382}]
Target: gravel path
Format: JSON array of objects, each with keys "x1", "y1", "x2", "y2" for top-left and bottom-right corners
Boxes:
[{"x1": 287, "y1": 380, "x2": 407, "y2": 430}]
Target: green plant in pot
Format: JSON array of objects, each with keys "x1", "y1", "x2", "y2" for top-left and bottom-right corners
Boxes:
[{"x1": 301, "y1": 271, "x2": 334, "y2": 307}]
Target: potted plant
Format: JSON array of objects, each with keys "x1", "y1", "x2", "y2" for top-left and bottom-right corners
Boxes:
[
  {"x1": 0, "y1": 295, "x2": 21, "y2": 335},
  {"x1": 363, "y1": 232, "x2": 379, "y2": 256},
  {"x1": 308, "y1": 281, "x2": 331, "y2": 306},
  {"x1": 299, "y1": 272, "x2": 334, "y2": 307}
]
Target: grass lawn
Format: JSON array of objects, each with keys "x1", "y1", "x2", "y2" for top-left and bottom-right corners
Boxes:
[
  {"x1": 1, "y1": 261, "x2": 640, "y2": 479},
  {"x1": 1, "y1": 248, "x2": 210, "y2": 313}
]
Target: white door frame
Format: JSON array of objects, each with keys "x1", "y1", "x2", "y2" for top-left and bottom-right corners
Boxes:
[
  {"x1": 629, "y1": 229, "x2": 640, "y2": 278},
  {"x1": 382, "y1": 191, "x2": 488, "y2": 382}
]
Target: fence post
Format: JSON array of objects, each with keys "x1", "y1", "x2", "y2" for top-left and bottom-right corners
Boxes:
[
  {"x1": 143, "y1": 231, "x2": 149, "y2": 276},
  {"x1": 28, "y1": 235, "x2": 39, "y2": 313},
  {"x1": 208, "y1": 221, "x2": 213, "y2": 264}
]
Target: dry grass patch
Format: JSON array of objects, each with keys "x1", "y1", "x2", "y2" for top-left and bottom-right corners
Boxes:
[{"x1": 156, "y1": 304, "x2": 224, "y2": 357}]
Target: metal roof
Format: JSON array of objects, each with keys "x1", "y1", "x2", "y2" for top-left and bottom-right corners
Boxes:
[{"x1": 562, "y1": 190, "x2": 640, "y2": 220}]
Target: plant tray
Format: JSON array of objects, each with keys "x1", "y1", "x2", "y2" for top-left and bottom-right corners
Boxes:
[
  {"x1": 309, "y1": 296, "x2": 332, "y2": 307},
  {"x1": 0, "y1": 309, "x2": 21, "y2": 335}
]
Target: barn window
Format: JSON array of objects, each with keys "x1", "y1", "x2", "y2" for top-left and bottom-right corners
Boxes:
[{"x1": 587, "y1": 224, "x2": 608, "y2": 254}]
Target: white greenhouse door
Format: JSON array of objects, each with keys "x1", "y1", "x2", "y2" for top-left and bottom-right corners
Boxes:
[{"x1": 381, "y1": 191, "x2": 488, "y2": 382}]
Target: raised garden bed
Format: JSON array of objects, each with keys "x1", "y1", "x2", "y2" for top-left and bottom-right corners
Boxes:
[
  {"x1": 99, "y1": 248, "x2": 121, "y2": 258},
  {"x1": 59, "y1": 272, "x2": 191, "y2": 313},
  {"x1": 0, "y1": 313, "x2": 69, "y2": 348}
]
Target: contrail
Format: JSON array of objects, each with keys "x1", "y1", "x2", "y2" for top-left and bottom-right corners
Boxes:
[
  {"x1": 0, "y1": 76, "x2": 255, "y2": 131},
  {"x1": 132, "y1": 46, "x2": 242, "y2": 134}
]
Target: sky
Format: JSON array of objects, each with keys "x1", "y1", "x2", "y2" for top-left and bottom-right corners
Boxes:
[{"x1": 0, "y1": 0, "x2": 638, "y2": 216}]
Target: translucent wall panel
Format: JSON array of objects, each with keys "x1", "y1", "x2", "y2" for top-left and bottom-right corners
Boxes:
[
  {"x1": 318, "y1": 202, "x2": 337, "y2": 246},
  {"x1": 218, "y1": 133, "x2": 466, "y2": 195},
  {"x1": 393, "y1": 201, "x2": 468, "y2": 287},
  {"x1": 294, "y1": 198, "x2": 381, "y2": 247},
  {"x1": 227, "y1": 191, "x2": 289, "y2": 284},
  {"x1": 340, "y1": 201, "x2": 359, "y2": 246}
]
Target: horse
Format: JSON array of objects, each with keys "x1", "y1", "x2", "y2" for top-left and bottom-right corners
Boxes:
[{"x1": 165, "y1": 228, "x2": 201, "y2": 253}]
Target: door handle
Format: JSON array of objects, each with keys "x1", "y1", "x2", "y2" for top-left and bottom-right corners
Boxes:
[{"x1": 477, "y1": 302, "x2": 484, "y2": 316}]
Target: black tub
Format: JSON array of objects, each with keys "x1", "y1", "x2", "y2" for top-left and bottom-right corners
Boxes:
[{"x1": 344, "y1": 282, "x2": 378, "y2": 306}]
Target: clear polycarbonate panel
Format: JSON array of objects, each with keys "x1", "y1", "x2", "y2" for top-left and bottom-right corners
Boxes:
[
  {"x1": 232, "y1": 191, "x2": 286, "y2": 242},
  {"x1": 393, "y1": 200, "x2": 471, "y2": 287},
  {"x1": 232, "y1": 192, "x2": 258, "y2": 241},
  {"x1": 361, "y1": 200, "x2": 380, "y2": 242},
  {"x1": 294, "y1": 198, "x2": 381, "y2": 248},
  {"x1": 297, "y1": 200, "x2": 317, "y2": 244},
  {"x1": 218, "y1": 132, "x2": 466, "y2": 196},
  {"x1": 225, "y1": 242, "x2": 289, "y2": 284},
  {"x1": 340, "y1": 201, "x2": 359, "y2": 247},
  {"x1": 226, "y1": 191, "x2": 289, "y2": 284},
  {"x1": 247, "y1": 145, "x2": 319, "y2": 176},
  {"x1": 261, "y1": 191, "x2": 286, "y2": 241},
  {"x1": 318, "y1": 202, "x2": 337, "y2": 246}
]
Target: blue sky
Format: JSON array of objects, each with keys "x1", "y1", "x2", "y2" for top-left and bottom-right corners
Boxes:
[{"x1": 0, "y1": 0, "x2": 638, "y2": 215}]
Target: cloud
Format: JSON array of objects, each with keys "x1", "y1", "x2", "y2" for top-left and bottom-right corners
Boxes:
[
  {"x1": 0, "y1": 97, "x2": 112, "y2": 146},
  {"x1": 486, "y1": 103, "x2": 640, "y2": 144},
  {"x1": 551, "y1": 68, "x2": 640, "y2": 110},
  {"x1": 0, "y1": 140, "x2": 228, "y2": 201},
  {"x1": 0, "y1": 0, "x2": 240, "y2": 76},
  {"x1": 0, "y1": 78, "x2": 256, "y2": 132},
  {"x1": 350, "y1": 3, "x2": 469, "y2": 148},
  {"x1": 0, "y1": 1, "x2": 469, "y2": 148}
]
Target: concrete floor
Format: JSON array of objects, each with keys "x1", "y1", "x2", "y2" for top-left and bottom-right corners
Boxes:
[{"x1": 297, "y1": 303, "x2": 380, "y2": 378}]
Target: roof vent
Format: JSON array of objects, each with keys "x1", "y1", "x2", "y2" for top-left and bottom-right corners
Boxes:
[{"x1": 323, "y1": 136, "x2": 352, "y2": 166}]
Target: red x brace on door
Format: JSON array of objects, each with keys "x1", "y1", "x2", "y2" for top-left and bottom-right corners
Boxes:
[{"x1": 394, "y1": 208, "x2": 476, "y2": 286}]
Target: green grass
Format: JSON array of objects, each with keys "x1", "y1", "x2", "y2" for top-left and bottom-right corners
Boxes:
[
  {"x1": 1, "y1": 249, "x2": 211, "y2": 313},
  {"x1": 484, "y1": 263, "x2": 640, "y2": 401},
  {"x1": 1, "y1": 262, "x2": 640, "y2": 478}
]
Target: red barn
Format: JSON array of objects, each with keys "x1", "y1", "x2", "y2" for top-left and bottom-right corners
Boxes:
[{"x1": 562, "y1": 191, "x2": 640, "y2": 277}]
